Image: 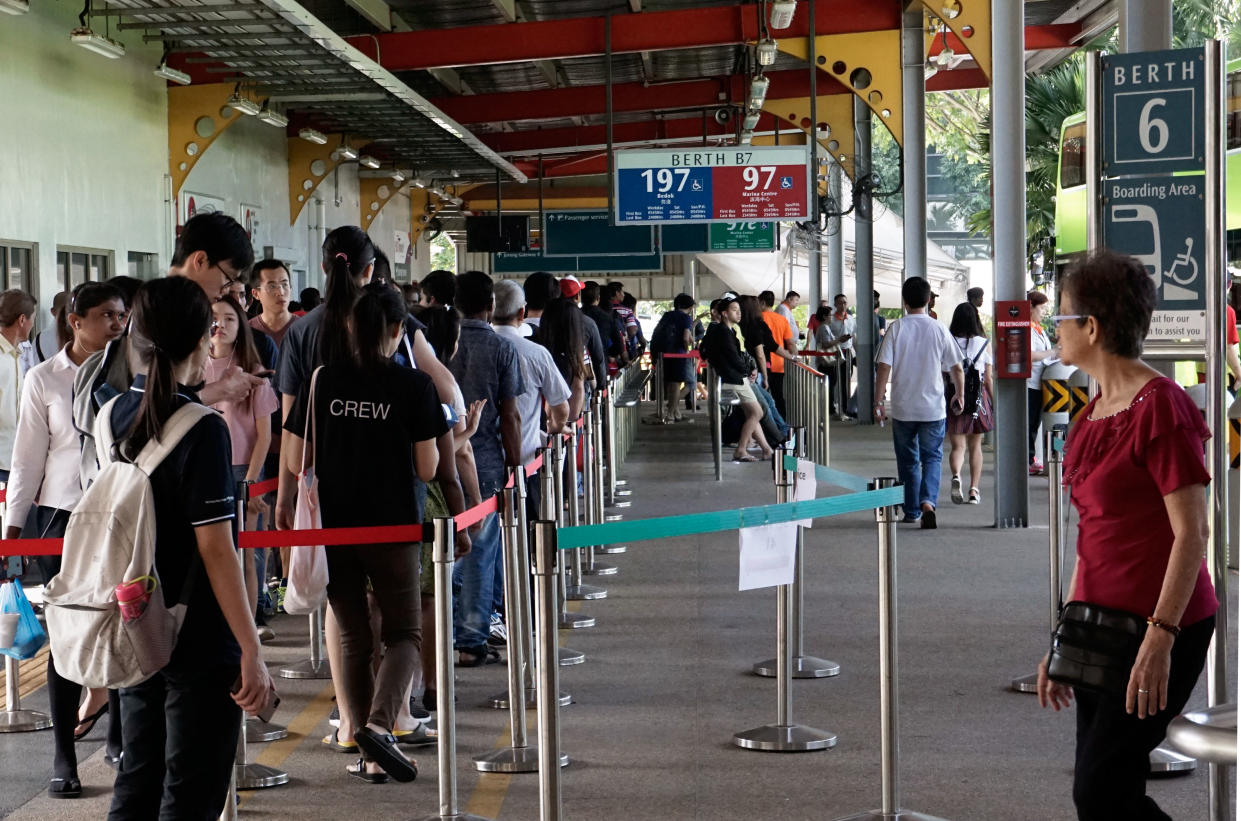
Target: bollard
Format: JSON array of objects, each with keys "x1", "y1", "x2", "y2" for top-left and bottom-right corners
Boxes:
[
  {"x1": 732, "y1": 451, "x2": 837, "y2": 753},
  {"x1": 531, "y1": 521, "x2": 567, "y2": 821},
  {"x1": 542, "y1": 447, "x2": 585, "y2": 668},
  {"x1": 278, "y1": 605, "x2": 332, "y2": 679},
  {"x1": 0, "y1": 654, "x2": 52, "y2": 733},
  {"x1": 584, "y1": 394, "x2": 619, "y2": 575},
  {"x1": 603, "y1": 383, "x2": 629, "y2": 512},
  {"x1": 567, "y1": 401, "x2": 608, "y2": 600},
  {"x1": 708, "y1": 368, "x2": 723, "y2": 481},
  {"x1": 559, "y1": 425, "x2": 596, "y2": 628},
  {"x1": 833, "y1": 479, "x2": 951, "y2": 821},
  {"x1": 653, "y1": 353, "x2": 666, "y2": 422},
  {"x1": 419, "y1": 519, "x2": 490, "y2": 821},
  {"x1": 753, "y1": 430, "x2": 840, "y2": 679}
]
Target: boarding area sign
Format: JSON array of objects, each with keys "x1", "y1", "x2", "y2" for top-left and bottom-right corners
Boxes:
[
  {"x1": 614, "y1": 146, "x2": 811, "y2": 224},
  {"x1": 1101, "y1": 49, "x2": 1205, "y2": 175}
]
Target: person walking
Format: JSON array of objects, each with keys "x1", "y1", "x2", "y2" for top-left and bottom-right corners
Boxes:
[
  {"x1": 1028, "y1": 290, "x2": 1057, "y2": 474},
  {"x1": 757, "y1": 290, "x2": 795, "y2": 417},
  {"x1": 776, "y1": 291, "x2": 801, "y2": 345},
  {"x1": 0, "y1": 290, "x2": 36, "y2": 482},
  {"x1": 945, "y1": 302, "x2": 994, "y2": 506},
  {"x1": 828, "y1": 293, "x2": 858, "y2": 416},
  {"x1": 873, "y1": 277, "x2": 965, "y2": 529}
]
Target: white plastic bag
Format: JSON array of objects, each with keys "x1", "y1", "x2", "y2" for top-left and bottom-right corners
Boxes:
[{"x1": 283, "y1": 367, "x2": 328, "y2": 616}]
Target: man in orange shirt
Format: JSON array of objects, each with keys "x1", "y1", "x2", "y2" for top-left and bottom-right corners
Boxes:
[{"x1": 758, "y1": 290, "x2": 795, "y2": 416}]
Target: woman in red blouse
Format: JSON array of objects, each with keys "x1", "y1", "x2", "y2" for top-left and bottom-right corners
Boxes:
[{"x1": 1036, "y1": 252, "x2": 1217, "y2": 820}]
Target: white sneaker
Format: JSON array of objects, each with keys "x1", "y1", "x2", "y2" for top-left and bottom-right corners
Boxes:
[
  {"x1": 950, "y1": 475, "x2": 964, "y2": 505},
  {"x1": 968, "y1": 487, "x2": 981, "y2": 505}
]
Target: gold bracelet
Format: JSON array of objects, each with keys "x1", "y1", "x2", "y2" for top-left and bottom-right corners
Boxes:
[{"x1": 1147, "y1": 616, "x2": 1181, "y2": 637}]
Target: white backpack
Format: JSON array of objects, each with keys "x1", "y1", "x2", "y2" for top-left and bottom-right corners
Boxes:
[{"x1": 43, "y1": 399, "x2": 216, "y2": 688}]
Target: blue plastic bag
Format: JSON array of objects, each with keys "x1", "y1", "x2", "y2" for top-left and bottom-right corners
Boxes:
[{"x1": 0, "y1": 579, "x2": 47, "y2": 661}]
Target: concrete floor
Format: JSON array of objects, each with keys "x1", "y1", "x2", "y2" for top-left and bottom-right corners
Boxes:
[{"x1": 0, "y1": 412, "x2": 1235, "y2": 820}]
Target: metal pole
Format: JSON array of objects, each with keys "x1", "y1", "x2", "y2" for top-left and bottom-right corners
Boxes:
[
  {"x1": 568, "y1": 406, "x2": 607, "y2": 600},
  {"x1": 1118, "y1": 0, "x2": 1172, "y2": 52},
  {"x1": 853, "y1": 95, "x2": 875, "y2": 425},
  {"x1": 709, "y1": 368, "x2": 723, "y2": 480},
  {"x1": 419, "y1": 519, "x2": 488, "y2": 821},
  {"x1": 826, "y1": 162, "x2": 843, "y2": 301},
  {"x1": 754, "y1": 429, "x2": 838, "y2": 678},
  {"x1": 901, "y1": 7, "x2": 927, "y2": 282},
  {"x1": 584, "y1": 393, "x2": 618, "y2": 576},
  {"x1": 278, "y1": 604, "x2": 332, "y2": 679},
  {"x1": 531, "y1": 521, "x2": 565, "y2": 821},
  {"x1": 541, "y1": 446, "x2": 586, "y2": 669},
  {"x1": 558, "y1": 429, "x2": 596, "y2": 629},
  {"x1": 990, "y1": 0, "x2": 1030, "y2": 528},
  {"x1": 834, "y1": 479, "x2": 951, "y2": 821},
  {"x1": 0, "y1": 654, "x2": 52, "y2": 732},
  {"x1": 733, "y1": 452, "x2": 836, "y2": 752}
]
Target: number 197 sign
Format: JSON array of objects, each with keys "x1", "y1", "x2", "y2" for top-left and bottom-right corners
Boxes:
[
  {"x1": 1101, "y1": 48, "x2": 1205, "y2": 175},
  {"x1": 614, "y1": 146, "x2": 811, "y2": 225}
]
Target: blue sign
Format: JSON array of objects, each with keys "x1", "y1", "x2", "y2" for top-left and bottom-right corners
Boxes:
[
  {"x1": 494, "y1": 251, "x2": 663, "y2": 275},
  {"x1": 616, "y1": 166, "x2": 714, "y2": 223},
  {"x1": 543, "y1": 211, "x2": 654, "y2": 257},
  {"x1": 1101, "y1": 48, "x2": 1205, "y2": 175}
]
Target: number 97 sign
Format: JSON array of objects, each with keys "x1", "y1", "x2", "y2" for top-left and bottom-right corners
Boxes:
[{"x1": 1101, "y1": 48, "x2": 1205, "y2": 175}]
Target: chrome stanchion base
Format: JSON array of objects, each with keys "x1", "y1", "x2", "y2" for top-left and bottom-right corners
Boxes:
[
  {"x1": 732, "y1": 723, "x2": 837, "y2": 752},
  {"x1": 559, "y1": 611, "x2": 596, "y2": 629},
  {"x1": 565, "y1": 584, "x2": 607, "y2": 601},
  {"x1": 0, "y1": 709, "x2": 53, "y2": 733},
  {"x1": 613, "y1": 489, "x2": 632, "y2": 497},
  {"x1": 473, "y1": 746, "x2": 569, "y2": 773},
  {"x1": 278, "y1": 658, "x2": 332, "y2": 680},
  {"x1": 606, "y1": 501, "x2": 632, "y2": 509},
  {"x1": 595, "y1": 544, "x2": 627, "y2": 555},
  {"x1": 1009, "y1": 672, "x2": 1038, "y2": 694},
  {"x1": 558, "y1": 647, "x2": 585, "y2": 666},
  {"x1": 604, "y1": 514, "x2": 624, "y2": 522},
  {"x1": 416, "y1": 814, "x2": 491, "y2": 821},
  {"x1": 246, "y1": 719, "x2": 288, "y2": 743},
  {"x1": 1148, "y1": 744, "x2": 1197, "y2": 776},
  {"x1": 615, "y1": 480, "x2": 628, "y2": 487},
  {"x1": 486, "y1": 688, "x2": 572, "y2": 709},
  {"x1": 234, "y1": 763, "x2": 290, "y2": 790},
  {"x1": 752, "y1": 655, "x2": 840, "y2": 679},
  {"x1": 833, "y1": 810, "x2": 952, "y2": 820},
  {"x1": 581, "y1": 561, "x2": 618, "y2": 576}
]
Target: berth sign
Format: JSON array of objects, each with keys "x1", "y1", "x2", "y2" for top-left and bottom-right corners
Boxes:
[{"x1": 1101, "y1": 48, "x2": 1204, "y2": 174}]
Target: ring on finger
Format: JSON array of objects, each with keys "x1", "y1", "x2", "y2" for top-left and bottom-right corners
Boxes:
[{"x1": 1138, "y1": 688, "x2": 1150, "y2": 694}]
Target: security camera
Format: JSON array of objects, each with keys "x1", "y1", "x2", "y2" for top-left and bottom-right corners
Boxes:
[
  {"x1": 418, "y1": 213, "x2": 431, "y2": 224},
  {"x1": 714, "y1": 108, "x2": 732, "y2": 125}
]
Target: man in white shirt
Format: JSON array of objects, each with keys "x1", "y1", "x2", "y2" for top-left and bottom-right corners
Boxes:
[
  {"x1": 874, "y1": 277, "x2": 964, "y2": 530},
  {"x1": 0, "y1": 290, "x2": 36, "y2": 483},
  {"x1": 776, "y1": 290, "x2": 801, "y2": 343}
]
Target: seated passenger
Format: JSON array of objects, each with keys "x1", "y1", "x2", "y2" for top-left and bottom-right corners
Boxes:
[{"x1": 701, "y1": 295, "x2": 771, "y2": 462}]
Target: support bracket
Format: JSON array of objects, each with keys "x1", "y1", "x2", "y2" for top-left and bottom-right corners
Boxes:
[
  {"x1": 922, "y1": 0, "x2": 991, "y2": 82},
  {"x1": 168, "y1": 83, "x2": 244, "y2": 200},
  {"x1": 288, "y1": 136, "x2": 369, "y2": 226},
  {"x1": 360, "y1": 177, "x2": 402, "y2": 231},
  {"x1": 761, "y1": 92, "x2": 856, "y2": 180}
]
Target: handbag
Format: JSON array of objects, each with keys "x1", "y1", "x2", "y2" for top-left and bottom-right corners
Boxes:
[
  {"x1": 0, "y1": 579, "x2": 48, "y2": 661},
  {"x1": 284, "y1": 367, "x2": 329, "y2": 616},
  {"x1": 1046, "y1": 600, "x2": 1147, "y2": 696}
]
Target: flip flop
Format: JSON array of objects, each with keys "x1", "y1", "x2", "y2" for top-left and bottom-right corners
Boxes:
[
  {"x1": 48, "y1": 777, "x2": 82, "y2": 799},
  {"x1": 394, "y1": 725, "x2": 436, "y2": 747},
  {"x1": 346, "y1": 758, "x2": 389, "y2": 785},
  {"x1": 354, "y1": 727, "x2": 418, "y2": 783},
  {"x1": 732, "y1": 455, "x2": 758, "y2": 463},
  {"x1": 73, "y1": 703, "x2": 109, "y2": 742},
  {"x1": 323, "y1": 730, "x2": 358, "y2": 754}
]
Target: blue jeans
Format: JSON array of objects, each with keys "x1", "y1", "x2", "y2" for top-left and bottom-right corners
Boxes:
[
  {"x1": 753, "y1": 381, "x2": 790, "y2": 440},
  {"x1": 453, "y1": 511, "x2": 501, "y2": 650},
  {"x1": 891, "y1": 419, "x2": 946, "y2": 518}
]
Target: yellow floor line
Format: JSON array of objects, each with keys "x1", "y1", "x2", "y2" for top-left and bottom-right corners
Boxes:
[{"x1": 236, "y1": 682, "x2": 335, "y2": 808}]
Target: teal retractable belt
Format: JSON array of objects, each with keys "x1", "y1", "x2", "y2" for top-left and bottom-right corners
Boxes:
[{"x1": 782, "y1": 454, "x2": 871, "y2": 493}]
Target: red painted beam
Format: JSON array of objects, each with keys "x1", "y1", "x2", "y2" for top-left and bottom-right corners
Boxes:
[
  {"x1": 927, "y1": 22, "x2": 1083, "y2": 58},
  {"x1": 345, "y1": 0, "x2": 898, "y2": 71},
  {"x1": 489, "y1": 113, "x2": 785, "y2": 156},
  {"x1": 926, "y1": 67, "x2": 988, "y2": 93}
]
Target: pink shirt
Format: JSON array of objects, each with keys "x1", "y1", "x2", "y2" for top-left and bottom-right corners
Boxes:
[{"x1": 204, "y1": 356, "x2": 280, "y2": 467}]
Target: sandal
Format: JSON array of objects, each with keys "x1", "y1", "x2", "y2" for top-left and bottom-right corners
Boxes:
[
  {"x1": 323, "y1": 729, "x2": 358, "y2": 753},
  {"x1": 346, "y1": 758, "x2": 389, "y2": 785},
  {"x1": 48, "y1": 776, "x2": 82, "y2": 799},
  {"x1": 968, "y1": 488, "x2": 981, "y2": 505},
  {"x1": 354, "y1": 727, "x2": 418, "y2": 783},
  {"x1": 74, "y1": 703, "x2": 109, "y2": 742},
  {"x1": 950, "y1": 475, "x2": 964, "y2": 505},
  {"x1": 394, "y1": 725, "x2": 436, "y2": 747},
  {"x1": 731, "y1": 454, "x2": 758, "y2": 463},
  {"x1": 455, "y1": 646, "x2": 500, "y2": 667}
]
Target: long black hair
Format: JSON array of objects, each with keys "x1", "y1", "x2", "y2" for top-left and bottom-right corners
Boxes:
[
  {"x1": 414, "y1": 304, "x2": 461, "y2": 367},
  {"x1": 353, "y1": 283, "x2": 407, "y2": 370},
  {"x1": 121, "y1": 277, "x2": 212, "y2": 459},
  {"x1": 537, "y1": 297, "x2": 588, "y2": 384},
  {"x1": 319, "y1": 226, "x2": 375, "y2": 366},
  {"x1": 948, "y1": 301, "x2": 985, "y2": 339}
]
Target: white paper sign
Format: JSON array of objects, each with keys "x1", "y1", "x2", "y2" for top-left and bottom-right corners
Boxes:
[
  {"x1": 794, "y1": 457, "x2": 817, "y2": 528},
  {"x1": 738, "y1": 523, "x2": 797, "y2": 591}
]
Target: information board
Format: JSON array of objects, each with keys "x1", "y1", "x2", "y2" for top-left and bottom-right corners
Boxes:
[
  {"x1": 660, "y1": 222, "x2": 776, "y2": 253},
  {"x1": 1101, "y1": 48, "x2": 1205, "y2": 175},
  {"x1": 493, "y1": 251, "x2": 663, "y2": 275},
  {"x1": 614, "y1": 146, "x2": 810, "y2": 224},
  {"x1": 542, "y1": 210, "x2": 654, "y2": 257},
  {"x1": 1101, "y1": 175, "x2": 1206, "y2": 340}
]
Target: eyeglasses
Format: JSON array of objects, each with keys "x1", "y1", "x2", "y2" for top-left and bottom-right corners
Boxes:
[
  {"x1": 260, "y1": 281, "x2": 292, "y2": 293},
  {"x1": 1050, "y1": 314, "x2": 1086, "y2": 326}
]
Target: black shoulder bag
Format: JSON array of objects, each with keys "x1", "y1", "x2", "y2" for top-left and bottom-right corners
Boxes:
[{"x1": 1046, "y1": 601, "x2": 1147, "y2": 696}]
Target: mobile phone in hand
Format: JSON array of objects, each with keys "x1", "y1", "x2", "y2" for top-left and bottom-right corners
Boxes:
[
  {"x1": 231, "y1": 676, "x2": 281, "y2": 723},
  {"x1": 3, "y1": 556, "x2": 21, "y2": 580}
]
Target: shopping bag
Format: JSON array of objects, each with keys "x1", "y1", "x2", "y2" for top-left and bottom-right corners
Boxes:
[
  {"x1": 283, "y1": 366, "x2": 328, "y2": 616},
  {"x1": 0, "y1": 579, "x2": 48, "y2": 661}
]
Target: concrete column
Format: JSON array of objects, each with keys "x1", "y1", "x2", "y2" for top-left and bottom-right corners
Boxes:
[
  {"x1": 900, "y1": 8, "x2": 927, "y2": 282},
  {"x1": 683, "y1": 256, "x2": 697, "y2": 300},
  {"x1": 991, "y1": 0, "x2": 1029, "y2": 527},
  {"x1": 808, "y1": 242, "x2": 822, "y2": 315},
  {"x1": 826, "y1": 162, "x2": 843, "y2": 301},
  {"x1": 854, "y1": 95, "x2": 875, "y2": 425},
  {"x1": 1118, "y1": 0, "x2": 1172, "y2": 53}
]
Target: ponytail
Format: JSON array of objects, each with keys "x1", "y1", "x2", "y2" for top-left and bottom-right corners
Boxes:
[
  {"x1": 54, "y1": 301, "x2": 72, "y2": 350},
  {"x1": 354, "y1": 283, "x2": 407, "y2": 370},
  {"x1": 319, "y1": 226, "x2": 375, "y2": 366}
]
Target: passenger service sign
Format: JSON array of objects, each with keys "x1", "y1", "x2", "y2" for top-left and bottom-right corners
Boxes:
[{"x1": 613, "y1": 146, "x2": 811, "y2": 224}]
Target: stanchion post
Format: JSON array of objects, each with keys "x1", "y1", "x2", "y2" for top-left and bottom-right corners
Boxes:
[
  {"x1": 560, "y1": 426, "x2": 598, "y2": 624},
  {"x1": 278, "y1": 604, "x2": 332, "y2": 679},
  {"x1": 583, "y1": 392, "x2": 617, "y2": 577},
  {"x1": 542, "y1": 446, "x2": 586, "y2": 668},
  {"x1": 531, "y1": 520, "x2": 565, "y2": 821},
  {"x1": 654, "y1": 353, "x2": 665, "y2": 422},
  {"x1": 567, "y1": 406, "x2": 606, "y2": 601},
  {"x1": 0, "y1": 654, "x2": 52, "y2": 733},
  {"x1": 708, "y1": 367, "x2": 722, "y2": 481},
  {"x1": 833, "y1": 478, "x2": 950, "y2": 821},
  {"x1": 420, "y1": 518, "x2": 489, "y2": 821}
]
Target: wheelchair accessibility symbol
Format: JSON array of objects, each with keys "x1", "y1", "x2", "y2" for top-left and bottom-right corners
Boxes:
[
  {"x1": 1109, "y1": 203, "x2": 1201, "y2": 302},
  {"x1": 691, "y1": 179, "x2": 704, "y2": 192},
  {"x1": 780, "y1": 176, "x2": 793, "y2": 190}
]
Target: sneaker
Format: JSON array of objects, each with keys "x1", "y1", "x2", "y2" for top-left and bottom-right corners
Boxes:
[
  {"x1": 1029, "y1": 459, "x2": 1045, "y2": 476},
  {"x1": 271, "y1": 583, "x2": 287, "y2": 614},
  {"x1": 488, "y1": 613, "x2": 508, "y2": 646},
  {"x1": 950, "y1": 475, "x2": 964, "y2": 505},
  {"x1": 900, "y1": 513, "x2": 921, "y2": 524},
  {"x1": 920, "y1": 507, "x2": 937, "y2": 529},
  {"x1": 409, "y1": 700, "x2": 431, "y2": 723},
  {"x1": 968, "y1": 488, "x2": 981, "y2": 505},
  {"x1": 257, "y1": 625, "x2": 275, "y2": 643}
]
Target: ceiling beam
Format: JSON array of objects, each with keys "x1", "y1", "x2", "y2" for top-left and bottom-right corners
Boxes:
[{"x1": 484, "y1": 113, "x2": 776, "y2": 156}]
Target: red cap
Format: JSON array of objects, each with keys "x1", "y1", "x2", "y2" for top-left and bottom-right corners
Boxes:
[{"x1": 559, "y1": 275, "x2": 583, "y2": 297}]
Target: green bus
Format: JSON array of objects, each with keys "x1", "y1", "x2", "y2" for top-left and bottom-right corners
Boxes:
[{"x1": 1054, "y1": 58, "x2": 1241, "y2": 267}]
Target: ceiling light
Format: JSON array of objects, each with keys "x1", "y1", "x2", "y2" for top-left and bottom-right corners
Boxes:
[
  {"x1": 298, "y1": 128, "x2": 327, "y2": 145},
  {"x1": 70, "y1": 27, "x2": 125, "y2": 58},
  {"x1": 411, "y1": 178, "x2": 427, "y2": 189},
  {"x1": 154, "y1": 62, "x2": 191, "y2": 85},
  {"x1": 743, "y1": 110, "x2": 761, "y2": 130},
  {"x1": 450, "y1": 169, "x2": 460, "y2": 178},
  {"x1": 225, "y1": 88, "x2": 261, "y2": 116},
  {"x1": 739, "y1": 129, "x2": 754, "y2": 145},
  {"x1": 924, "y1": 63, "x2": 938, "y2": 81},
  {"x1": 390, "y1": 170, "x2": 406, "y2": 185},
  {"x1": 358, "y1": 155, "x2": 381, "y2": 169},
  {"x1": 336, "y1": 144, "x2": 359, "y2": 161},
  {"x1": 756, "y1": 37, "x2": 778, "y2": 66},
  {"x1": 769, "y1": 0, "x2": 796, "y2": 30},
  {"x1": 0, "y1": 0, "x2": 29, "y2": 16},
  {"x1": 748, "y1": 75, "x2": 769, "y2": 109},
  {"x1": 935, "y1": 46, "x2": 954, "y2": 67},
  {"x1": 257, "y1": 101, "x2": 288, "y2": 128}
]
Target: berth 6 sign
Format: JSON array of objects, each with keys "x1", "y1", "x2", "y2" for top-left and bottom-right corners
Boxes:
[
  {"x1": 614, "y1": 146, "x2": 811, "y2": 224},
  {"x1": 1101, "y1": 48, "x2": 1205, "y2": 175}
]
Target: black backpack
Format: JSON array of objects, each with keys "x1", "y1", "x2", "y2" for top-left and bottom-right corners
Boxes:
[{"x1": 946, "y1": 337, "x2": 988, "y2": 417}]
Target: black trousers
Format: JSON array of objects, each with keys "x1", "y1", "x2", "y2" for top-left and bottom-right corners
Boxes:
[
  {"x1": 108, "y1": 659, "x2": 241, "y2": 821},
  {"x1": 768, "y1": 371, "x2": 786, "y2": 417},
  {"x1": 1072, "y1": 614, "x2": 1215, "y2": 821},
  {"x1": 1028, "y1": 387, "x2": 1043, "y2": 464}
]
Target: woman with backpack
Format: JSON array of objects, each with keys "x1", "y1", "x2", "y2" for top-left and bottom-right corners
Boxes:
[
  {"x1": 285, "y1": 284, "x2": 447, "y2": 784},
  {"x1": 104, "y1": 277, "x2": 273, "y2": 820},
  {"x1": 650, "y1": 294, "x2": 695, "y2": 423},
  {"x1": 3, "y1": 282, "x2": 127, "y2": 797},
  {"x1": 946, "y1": 301, "x2": 994, "y2": 505}
]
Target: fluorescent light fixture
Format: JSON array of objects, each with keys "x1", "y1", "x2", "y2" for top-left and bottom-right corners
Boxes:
[
  {"x1": 450, "y1": 169, "x2": 460, "y2": 178},
  {"x1": 225, "y1": 90, "x2": 261, "y2": 116},
  {"x1": 298, "y1": 128, "x2": 327, "y2": 145},
  {"x1": 769, "y1": 0, "x2": 796, "y2": 30},
  {"x1": 358, "y1": 155, "x2": 381, "y2": 169},
  {"x1": 743, "y1": 110, "x2": 761, "y2": 130},
  {"x1": 739, "y1": 129, "x2": 754, "y2": 145},
  {"x1": 390, "y1": 170, "x2": 406, "y2": 185},
  {"x1": 935, "y1": 46, "x2": 955, "y2": 67},
  {"x1": 429, "y1": 187, "x2": 447, "y2": 199},
  {"x1": 154, "y1": 62, "x2": 191, "y2": 85},
  {"x1": 411, "y1": 178, "x2": 427, "y2": 189},
  {"x1": 70, "y1": 27, "x2": 125, "y2": 58},
  {"x1": 0, "y1": 0, "x2": 30, "y2": 16},
  {"x1": 748, "y1": 75, "x2": 769, "y2": 109},
  {"x1": 756, "y1": 37, "x2": 778, "y2": 66},
  {"x1": 257, "y1": 102, "x2": 288, "y2": 128},
  {"x1": 336, "y1": 144, "x2": 359, "y2": 161}
]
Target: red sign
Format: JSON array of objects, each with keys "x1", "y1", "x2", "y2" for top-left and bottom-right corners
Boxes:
[
  {"x1": 995, "y1": 300, "x2": 1032, "y2": 379},
  {"x1": 711, "y1": 164, "x2": 810, "y2": 220}
]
